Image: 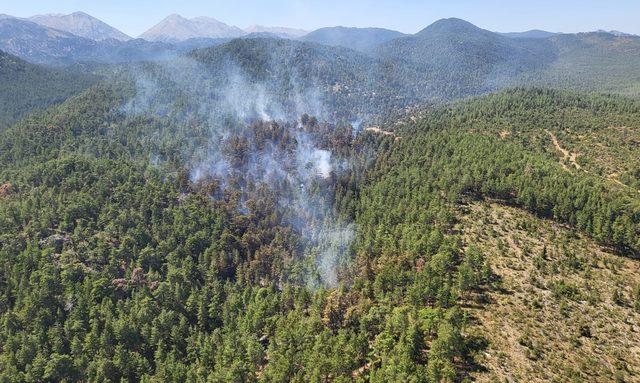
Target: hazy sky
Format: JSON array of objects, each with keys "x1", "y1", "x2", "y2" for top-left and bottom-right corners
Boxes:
[{"x1": 4, "y1": 0, "x2": 640, "y2": 37}]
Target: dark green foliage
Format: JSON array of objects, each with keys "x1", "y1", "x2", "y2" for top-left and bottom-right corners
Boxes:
[
  {"x1": 0, "y1": 80, "x2": 490, "y2": 381},
  {"x1": 392, "y1": 89, "x2": 640, "y2": 256},
  {"x1": 0, "y1": 50, "x2": 95, "y2": 129},
  {"x1": 189, "y1": 38, "x2": 425, "y2": 118},
  {"x1": 0, "y1": 47, "x2": 638, "y2": 381}
]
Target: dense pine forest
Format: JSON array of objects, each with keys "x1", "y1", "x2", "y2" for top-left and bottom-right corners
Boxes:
[
  {"x1": 1, "y1": 81, "x2": 639, "y2": 381},
  {"x1": 0, "y1": 11, "x2": 640, "y2": 383}
]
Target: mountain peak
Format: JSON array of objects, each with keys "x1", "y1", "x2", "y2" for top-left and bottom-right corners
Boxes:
[
  {"x1": 417, "y1": 18, "x2": 483, "y2": 36},
  {"x1": 192, "y1": 16, "x2": 222, "y2": 22},
  {"x1": 140, "y1": 14, "x2": 244, "y2": 42},
  {"x1": 29, "y1": 12, "x2": 131, "y2": 41},
  {"x1": 165, "y1": 14, "x2": 187, "y2": 21}
]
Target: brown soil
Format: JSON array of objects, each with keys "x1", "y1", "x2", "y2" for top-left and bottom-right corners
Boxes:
[
  {"x1": 460, "y1": 202, "x2": 640, "y2": 383},
  {"x1": 546, "y1": 130, "x2": 583, "y2": 171}
]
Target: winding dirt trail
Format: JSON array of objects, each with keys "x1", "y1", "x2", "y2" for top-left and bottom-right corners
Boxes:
[
  {"x1": 546, "y1": 130, "x2": 582, "y2": 171},
  {"x1": 546, "y1": 130, "x2": 638, "y2": 193}
]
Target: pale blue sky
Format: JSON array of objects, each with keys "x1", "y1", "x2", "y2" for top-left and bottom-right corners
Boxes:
[{"x1": 4, "y1": 0, "x2": 640, "y2": 37}]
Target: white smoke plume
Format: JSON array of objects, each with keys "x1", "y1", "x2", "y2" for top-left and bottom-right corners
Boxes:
[{"x1": 120, "y1": 44, "x2": 356, "y2": 287}]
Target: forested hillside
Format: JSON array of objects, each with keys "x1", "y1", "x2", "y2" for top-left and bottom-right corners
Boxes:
[
  {"x1": 301, "y1": 27, "x2": 406, "y2": 52},
  {"x1": 515, "y1": 33, "x2": 640, "y2": 95},
  {"x1": 0, "y1": 70, "x2": 638, "y2": 382},
  {"x1": 387, "y1": 89, "x2": 640, "y2": 256},
  {"x1": 0, "y1": 10, "x2": 640, "y2": 383},
  {"x1": 461, "y1": 202, "x2": 640, "y2": 382},
  {"x1": 0, "y1": 79, "x2": 486, "y2": 381},
  {"x1": 438, "y1": 88, "x2": 640, "y2": 190},
  {"x1": 187, "y1": 26, "x2": 640, "y2": 117},
  {"x1": 0, "y1": 50, "x2": 95, "y2": 128},
  {"x1": 4, "y1": 17, "x2": 640, "y2": 117}
]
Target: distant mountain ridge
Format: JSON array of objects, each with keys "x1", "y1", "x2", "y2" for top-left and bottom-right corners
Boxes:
[
  {"x1": 500, "y1": 29, "x2": 557, "y2": 39},
  {"x1": 373, "y1": 18, "x2": 557, "y2": 98},
  {"x1": 139, "y1": 14, "x2": 244, "y2": 42},
  {"x1": 0, "y1": 17, "x2": 98, "y2": 64},
  {"x1": 29, "y1": 12, "x2": 131, "y2": 41},
  {"x1": 139, "y1": 14, "x2": 308, "y2": 42},
  {"x1": 1, "y1": 12, "x2": 639, "y2": 103},
  {"x1": 244, "y1": 25, "x2": 308, "y2": 38},
  {"x1": 0, "y1": 16, "x2": 233, "y2": 65},
  {"x1": 594, "y1": 29, "x2": 637, "y2": 37},
  {"x1": 301, "y1": 26, "x2": 406, "y2": 52}
]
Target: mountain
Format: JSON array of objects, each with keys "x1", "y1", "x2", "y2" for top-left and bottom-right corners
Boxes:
[
  {"x1": 373, "y1": 18, "x2": 555, "y2": 98},
  {"x1": 368, "y1": 89, "x2": 640, "y2": 382},
  {"x1": 0, "y1": 17, "x2": 98, "y2": 65},
  {"x1": 140, "y1": 14, "x2": 244, "y2": 42},
  {"x1": 501, "y1": 29, "x2": 557, "y2": 38},
  {"x1": 0, "y1": 16, "x2": 230, "y2": 65},
  {"x1": 244, "y1": 25, "x2": 307, "y2": 38},
  {"x1": 186, "y1": 37, "x2": 433, "y2": 117},
  {"x1": 595, "y1": 29, "x2": 638, "y2": 37},
  {"x1": 29, "y1": 11, "x2": 131, "y2": 41},
  {"x1": 301, "y1": 26, "x2": 406, "y2": 52},
  {"x1": 182, "y1": 28, "x2": 640, "y2": 116},
  {"x1": 514, "y1": 32, "x2": 640, "y2": 95},
  {"x1": 0, "y1": 49, "x2": 94, "y2": 127},
  {"x1": 2, "y1": 13, "x2": 639, "y2": 102}
]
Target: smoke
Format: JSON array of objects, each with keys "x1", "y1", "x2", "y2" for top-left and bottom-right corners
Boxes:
[
  {"x1": 350, "y1": 118, "x2": 363, "y2": 136},
  {"x1": 315, "y1": 225, "x2": 355, "y2": 288},
  {"x1": 295, "y1": 131, "x2": 332, "y2": 179},
  {"x1": 120, "y1": 43, "x2": 355, "y2": 287}
]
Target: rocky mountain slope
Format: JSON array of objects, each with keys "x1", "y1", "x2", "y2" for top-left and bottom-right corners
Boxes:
[
  {"x1": 29, "y1": 12, "x2": 131, "y2": 41},
  {"x1": 139, "y1": 14, "x2": 244, "y2": 42}
]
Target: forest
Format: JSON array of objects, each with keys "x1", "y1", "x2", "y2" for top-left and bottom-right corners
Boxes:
[
  {"x1": 0, "y1": 12, "x2": 640, "y2": 383},
  {"x1": 0, "y1": 76, "x2": 638, "y2": 381}
]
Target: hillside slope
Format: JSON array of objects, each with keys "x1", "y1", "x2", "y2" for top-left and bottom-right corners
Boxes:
[
  {"x1": 140, "y1": 14, "x2": 244, "y2": 42},
  {"x1": 374, "y1": 19, "x2": 640, "y2": 100},
  {"x1": 362, "y1": 88, "x2": 640, "y2": 380},
  {"x1": 301, "y1": 26, "x2": 406, "y2": 52},
  {"x1": 186, "y1": 37, "x2": 428, "y2": 118},
  {"x1": 461, "y1": 202, "x2": 640, "y2": 382},
  {"x1": 401, "y1": 88, "x2": 640, "y2": 190},
  {"x1": 517, "y1": 32, "x2": 640, "y2": 95},
  {"x1": 29, "y1": 12, "x2": 131, "y2": 41},
  {"x1": 0, "y1": 50, "x2": 95, "y2": 128},
  {"x1": 0, "y1": 36, "x2": 639, "y2": 381}
]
